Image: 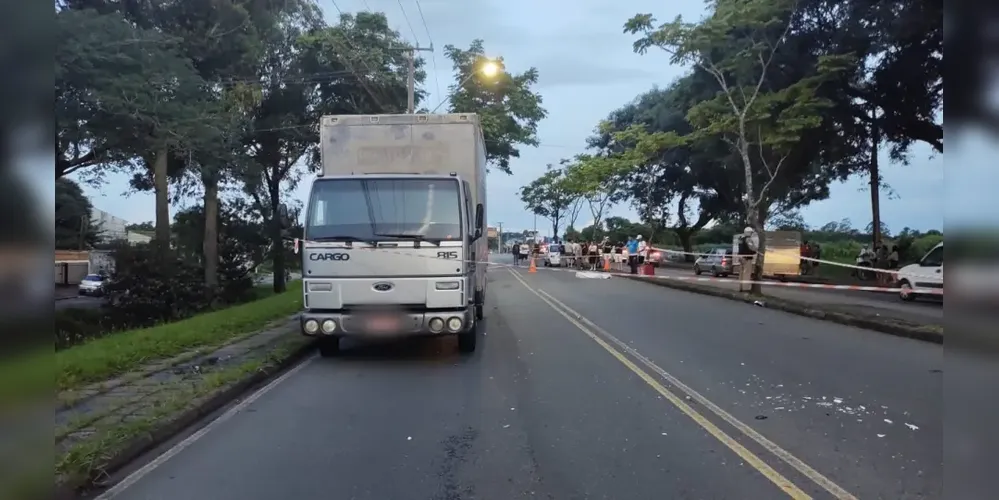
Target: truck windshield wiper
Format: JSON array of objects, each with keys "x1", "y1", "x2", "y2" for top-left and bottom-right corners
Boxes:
[{"x1": 374, "y1": 233, "x2": 441, "y2": 247}]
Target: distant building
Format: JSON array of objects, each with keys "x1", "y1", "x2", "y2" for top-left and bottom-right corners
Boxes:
[
  {"x1": 91, "y1": 208, "x2": 152, "y2": 244},
  {"x1": 55, "y1": 208, "x2": 151, "y2": 284}
]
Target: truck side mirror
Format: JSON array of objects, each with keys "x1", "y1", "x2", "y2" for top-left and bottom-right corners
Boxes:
[{"x1": 474, "y1": 203, "x2": 484, "y2": 238}]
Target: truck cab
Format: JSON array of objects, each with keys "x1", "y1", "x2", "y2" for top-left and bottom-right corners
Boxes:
[{"x1": 300, "y1": 173, "x2": 483, "y2": 356}]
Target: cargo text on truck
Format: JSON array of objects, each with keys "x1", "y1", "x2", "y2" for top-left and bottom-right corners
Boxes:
[{"x1": 298, "y1": 113, "x2": 488, "y2": 357}]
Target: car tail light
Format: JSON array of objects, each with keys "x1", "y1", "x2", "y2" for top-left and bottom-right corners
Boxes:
[{"x1": 721, "y1": 258, "x2": 727, "y2": 266}]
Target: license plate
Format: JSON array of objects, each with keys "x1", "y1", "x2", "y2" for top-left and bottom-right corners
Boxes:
[{"x1": 365, "y1": 315, "x2": 399, "y2": 333}]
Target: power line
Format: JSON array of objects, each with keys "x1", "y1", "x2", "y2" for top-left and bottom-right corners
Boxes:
[
  {"x1": 328, "y1": 0, "x2": 393, "y2": 112},
  {"x1": 395, "y1": 0, "x2": 420, "y2": 46},
  {"x1": 412, "y1": 0, "x2": 443, "y2": 111}
]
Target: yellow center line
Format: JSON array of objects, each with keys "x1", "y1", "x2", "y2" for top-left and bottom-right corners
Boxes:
[{"x1": 507, "y1": 268, "x2": 857, "y2": 500}]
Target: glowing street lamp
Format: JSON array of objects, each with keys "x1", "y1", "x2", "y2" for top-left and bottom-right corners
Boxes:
[
  {"x1": 479, "y1": 60, "x2": 499, "y2": 78},
  {"x1": 430, "y1": 57, "x2": 502, "y2": 113}
]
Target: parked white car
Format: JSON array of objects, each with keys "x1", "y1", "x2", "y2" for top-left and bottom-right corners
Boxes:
[
  {"x1": 896, "y1": 242, "x2": 943, "y2": 301},
  {"x1": 78, "y1": 274, "x2": 107, "y2": 296},
  {"x1": 544, "y1": 243, "x2": 564, "y2": 267}
]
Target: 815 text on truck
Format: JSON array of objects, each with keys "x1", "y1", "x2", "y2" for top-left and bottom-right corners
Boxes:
[{"x1": 298, "y1": 113, "x2": 488, "y2": 357}]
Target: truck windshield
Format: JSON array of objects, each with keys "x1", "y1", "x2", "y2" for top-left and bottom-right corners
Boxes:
[{"x1": 307, "y1": 178, "x2": 463, "y2": 241}]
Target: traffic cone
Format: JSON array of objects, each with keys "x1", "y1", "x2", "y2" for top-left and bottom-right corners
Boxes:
[{"x1": 528, "y1": 256, "x2": 537, "y2": 273}]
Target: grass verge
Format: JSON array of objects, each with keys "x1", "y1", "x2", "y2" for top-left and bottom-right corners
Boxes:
[
  {"x1": 53, "y1": 334, "x2": 315, "y2": 496},
  {"x1": 55, "y1": 281, "x2": 302, "y2": 391}
]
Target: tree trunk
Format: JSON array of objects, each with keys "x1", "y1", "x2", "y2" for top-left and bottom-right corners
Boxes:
[
  {"x1": 202, "y1": 177, "x2": 220, "y2": 291},
  {"x1": 153, "y1": 147, "x2": 171, "y2": 246},
  {"x1": 678, "y1": 230, "x2": 694, "y2": 262},
  {"x1": 269, "y1": 188, "x2": 286, "y2": 294},
  {"x1": 869, "y1": 107, "x2": 882, "y2": 247}
]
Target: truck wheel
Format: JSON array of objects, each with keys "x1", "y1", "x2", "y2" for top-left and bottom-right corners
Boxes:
[
  {"x1": 318, "y1": 337, "x2": 340, "y2": 357},
  {"x1": 458, "y1": 324, "x2": 478, "y2": 354}
]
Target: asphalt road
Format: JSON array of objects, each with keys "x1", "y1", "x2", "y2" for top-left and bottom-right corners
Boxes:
[
  {"x1": 651, "y1": 265, "x2": 943, "y2": 324},
  {"x1": 101, "y1": 254, "x2": 943, "y2": 500}
]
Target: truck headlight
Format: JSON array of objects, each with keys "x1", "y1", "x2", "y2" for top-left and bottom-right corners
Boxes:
[
  {"x1": 304, "y1": 319, "x2": 319, "y2": 334},
  {"x1": 429, "y1": 317, "x2": 445, "y2": 332},
  {"x1": 321, "y1": 319, "x2": 337, "y2": 334},
  {"x1": 447, "y1": 317, "x2": 463, "y2": 332},
  {"x1": 435, "y1": 281, "x2": 460, "y2": 290}
]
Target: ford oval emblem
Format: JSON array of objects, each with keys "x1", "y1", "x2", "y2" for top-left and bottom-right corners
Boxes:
[{"x1": 372, "y1": 282, "x2": 394, "y2": 292}]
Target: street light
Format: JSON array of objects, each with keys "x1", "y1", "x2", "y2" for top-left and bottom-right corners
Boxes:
[
  {"x1": 480, "y1": 60, "x2": 499, "y2": 78},
  {"x1": 430, "y1": 57, "x2": 502, "y2": 113}
]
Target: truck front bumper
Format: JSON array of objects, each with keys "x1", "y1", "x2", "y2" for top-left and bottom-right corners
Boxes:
[{"x1": 300, "y1": 308, "x2": 474, "y2": 338}]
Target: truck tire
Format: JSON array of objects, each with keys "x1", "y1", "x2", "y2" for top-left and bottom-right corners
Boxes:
[
  {"x1": 318, "y1": 337, "x2": 340, "y2": 357},
  {"x1": 458, "y1": 323, "x2": 478, "y2": 353}
]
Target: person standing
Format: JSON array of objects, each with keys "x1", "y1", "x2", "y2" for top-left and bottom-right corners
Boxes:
[
  {"x1": 512, "y1": 241, "x2": 521, "y2": 266},
  {"x1": 626, "y1": 236, "x2": 640, "y2": 274},
  {"x1": 636, "y1": 235, "x2": 648, "y2": 269},
  {"x1": 519, "y1": 242, "x2": 530, "y2": 267},
  {"x1": 588, "y1": 241, "x2": 599, "y2": 270},
  {"x1": 737, "y1": 227, "x2": 759, "y2": 292}
]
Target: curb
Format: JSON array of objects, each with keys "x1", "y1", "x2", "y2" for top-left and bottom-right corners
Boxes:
[
  {"x1": 623, "y1": 276, "x2": 943, "y2": 344},
  {"x1": 57, "y1": 338, "x2": 318, "y2": 499}
]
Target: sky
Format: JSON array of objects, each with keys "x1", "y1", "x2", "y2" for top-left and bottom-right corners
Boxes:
[{"x1": 66, "y1": 0, "x2": 964, "y2": 238}]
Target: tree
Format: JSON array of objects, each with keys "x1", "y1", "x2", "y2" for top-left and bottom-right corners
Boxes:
[
  {"x1": 519, "y1": 167, "x2": 575, "y2": 239},
  {"x1": 171, "y1": 200, "x2": 270, "y2": 272},
  {"x1": 126, "y1": 222, "x2": 154, "y2": 232},
  {"x1": 790, "y1": 0, "x2": 942, "y2": 248},
  {"x1": 625, "y1": 0, "x2": 853, "y2": 292},
  {"x1": 55, "y1": 178, "x2": 100, "y2": 249},
  {"x1": 444, "y1": 40, "x2": 548, "y2": 174},
  {"x1": 563, "y1": 154, "x2": 629, "y2": 239},
  {"x1": 242, "y1": 10, "x2": 415, "y2": 293},
  {"x1": 768, "y1": 210, "x2": 808, "y2": 232},
  {"x1": 55, "y1": 8, "x2": 215, "y2": 205},
  {"x1": 56, "y1": 5, "x2": 230, "y2": 244}
]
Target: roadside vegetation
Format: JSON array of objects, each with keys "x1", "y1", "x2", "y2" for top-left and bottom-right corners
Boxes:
[
  {"x1": 53, "y1": 0, "x2": 547, "y2": 376},
  {"x1": 517, "y1": 0, "x2": 940, "y2": 294}
]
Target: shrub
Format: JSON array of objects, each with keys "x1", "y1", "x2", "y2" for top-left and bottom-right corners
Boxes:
[
  {"x1": 55, "y1": 308, "x2": 133, "y2": 351},
  {"x1": 215, "y1": 237, "x2": 256, "y2": 304},
  {"x1": 104, "y1": 243, "x2": 209, "y2": 329}
]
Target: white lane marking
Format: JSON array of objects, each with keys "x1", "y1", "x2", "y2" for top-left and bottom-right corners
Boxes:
[{"x1": 96, "y1": 354, "x2": 318, "y2": 499}]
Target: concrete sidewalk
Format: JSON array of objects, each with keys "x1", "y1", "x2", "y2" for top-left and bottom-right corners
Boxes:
[
  {"x1": 618, "y1": 265, "x2": 942, "y2": 344},
  {"x1": 650, "y1": 264, "x2": 942, "y2": 325}
]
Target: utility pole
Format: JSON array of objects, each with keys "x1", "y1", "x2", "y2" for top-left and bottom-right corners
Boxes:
[
  {"x1": 395, "y1": 45, "x2": 434, "y2": 113},
  {"x1": 497, "y1": 222, "x2": 503, "y2": 252}
]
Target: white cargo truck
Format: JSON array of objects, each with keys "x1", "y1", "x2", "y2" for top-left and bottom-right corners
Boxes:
[{"x1": 299, "y1": 113, "x2": 488, "y2": 356}]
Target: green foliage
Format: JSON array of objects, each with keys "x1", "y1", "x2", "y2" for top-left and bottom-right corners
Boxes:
[
  {"x1": 626, "y1": 0, "x2": 854, "y2": 224},
  {"x1": 518, "y1": 167, "x2": 578, "y2": 237},
  {"x1": 97, "y1": 241, "x2": 257, "y2": 335},
  {"x1": 56, "y1": 281, "x2": 304, "y2": 390},
  {"x1": 171, "y1": 200, "x2": 271, "y2": 270},
  {"x1": 55, "y1": 8, "x2": 219, "y2": 180},
  {"x1": 55, "y1": 178, "x2": 100, "y2": 249},
  {"x1": 444, "y1": 40, "x2": 548, "y2": 174}
]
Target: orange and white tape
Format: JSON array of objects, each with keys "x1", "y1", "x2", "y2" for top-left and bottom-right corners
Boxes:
[{"x1": 292, "y1": 239, "x2": 942, "y2": 295}]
